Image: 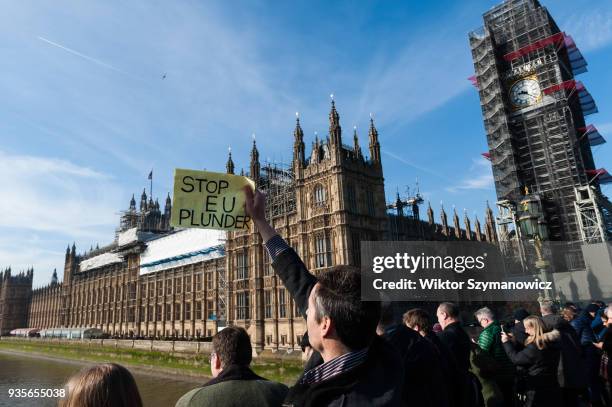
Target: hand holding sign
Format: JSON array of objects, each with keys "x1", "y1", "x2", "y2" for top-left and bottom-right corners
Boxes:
[
  {"x1": 171, "y1": 169, "x2": 255, "y2": 231},
  {"x1": 243, "y1": 186, "x2": 277, "y2": 242},
  {"x1": 243, "y1": 185, "x2": 266, "y2": 224}
]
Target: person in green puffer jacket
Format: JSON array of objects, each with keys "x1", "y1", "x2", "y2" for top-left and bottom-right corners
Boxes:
[{"x1": 475, "y1": 307, "x2": 516, "y2": 407}]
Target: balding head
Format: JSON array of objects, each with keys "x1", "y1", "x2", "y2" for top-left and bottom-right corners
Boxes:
[{"x1": 436, "y1": 302, "x2": 460, "y2": 329}]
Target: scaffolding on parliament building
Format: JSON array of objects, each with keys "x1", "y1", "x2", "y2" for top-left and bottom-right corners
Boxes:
[
  {"x1": 259, "y1": 162, "x2": 297, "y2": 220},
  {"x1": 386, "y1": 185, "x2": 427, "y2": 241}
]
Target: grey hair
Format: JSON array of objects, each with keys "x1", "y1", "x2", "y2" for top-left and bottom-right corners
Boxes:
[
  {"x1": 474, "y1": 307, "x2": 494, "y2": 321},
  {"x1": 540, "y1": 300, "x2": 557, "y2": 315}
]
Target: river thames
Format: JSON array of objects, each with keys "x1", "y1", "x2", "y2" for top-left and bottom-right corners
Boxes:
[{"x1": 0, "y1": 352, "x2": 201, "y2": 406}]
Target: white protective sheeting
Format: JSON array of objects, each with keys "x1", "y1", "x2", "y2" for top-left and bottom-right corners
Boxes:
[
  {"x1": 139, "y1": 228, "x2": 225, "y2": 275},
  {"x1": 79, "y1": 252, "x2": 123, "y2": 272},
  {"x1": 117, "y1": 227, "x2": 139, "y2": 246}
]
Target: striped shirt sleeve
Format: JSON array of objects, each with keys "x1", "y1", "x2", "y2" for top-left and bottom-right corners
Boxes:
[
  {"x1": 300, "y1": 348, "x2": 368, "y2": 385},
  {"x1": 264, "y1": 234, "x2": 290, "y2": 261}
]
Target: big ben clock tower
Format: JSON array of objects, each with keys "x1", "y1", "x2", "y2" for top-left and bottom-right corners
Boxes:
[{"x1": 469, "y1": 0, "x2": 612, "y2": 268}]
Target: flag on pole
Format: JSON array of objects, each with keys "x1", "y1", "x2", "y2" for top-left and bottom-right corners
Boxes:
[{"x1": 148, "y1": 170, "x2": 153, "y2": 180}]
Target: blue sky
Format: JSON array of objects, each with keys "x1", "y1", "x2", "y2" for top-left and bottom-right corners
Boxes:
[{"x1": 1, "y1": 0, "x2": 611, "y2": 288}]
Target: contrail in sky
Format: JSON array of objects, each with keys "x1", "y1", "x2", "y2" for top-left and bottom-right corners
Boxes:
[
  {"x1": 382, "y1": 149, "x2": 454, "y2": 182},
  {"x1": 37, "y1": 36, "x2": 126, "y2": 74}
]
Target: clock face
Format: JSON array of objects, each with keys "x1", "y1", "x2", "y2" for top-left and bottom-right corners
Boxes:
[{"x1": 509, "y1": 78, "x2": 541, "y2": 108}]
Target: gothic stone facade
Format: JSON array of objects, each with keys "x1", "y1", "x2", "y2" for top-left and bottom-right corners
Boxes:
[
  {"x1": 0, "y1": 268, "x2": 33, "y2": 335},
  {"x1": 58, "y1": 243, "x2": 226, "y2": 339},
  {"x1": 29, "y1": 276, "x2": 61, "y2": 330},
  {"x1": 226, "y1": 101, "x2": 388, "y2": 351}
]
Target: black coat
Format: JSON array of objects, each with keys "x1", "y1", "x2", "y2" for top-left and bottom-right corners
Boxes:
[
  {"x1": 541, "y1": 314, "x2": 587, "y2": 390},
  {"x1": 502, "y1": 331, "x2": 561, "y2": 407},
  {"x1": 437, "y1": 321, "x2": 472, "y2": 373},
  {"x1": 426, "y1": 333, "x2": 464, "y2": 407},
  {"x1": 512, "y1": 321, "x2": 528, "y2": 350},
  {"x1": 384, "y1": 324, "x2": 450, "y2": 407},
  {"x1": 272, "y1": 247, "x2": 404, "y2": 406},
  {"x1": 284, "y1": 336, "x2": 403, "y2": 407}
]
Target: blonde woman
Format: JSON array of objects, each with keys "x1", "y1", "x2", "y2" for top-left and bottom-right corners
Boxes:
[
  {"x1": 501, "y1": 316, "x2": 561, "y2": 407},
  {"x1": 60, "y1": 363, "x2": 143, "y2": 407}
]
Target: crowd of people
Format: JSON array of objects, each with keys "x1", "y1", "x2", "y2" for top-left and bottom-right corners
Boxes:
[{"x1": 54, "y1": 188, "x2": 612, "y2": 406}]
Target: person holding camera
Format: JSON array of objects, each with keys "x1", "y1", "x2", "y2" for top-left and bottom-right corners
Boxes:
[{"x1": 501, "y1": 316, "x2": 561, "y2": 407}]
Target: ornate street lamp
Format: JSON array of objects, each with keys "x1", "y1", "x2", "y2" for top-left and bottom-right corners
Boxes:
[{"x1": 516, "y1": 190, "x2": 554, "y2": 301}]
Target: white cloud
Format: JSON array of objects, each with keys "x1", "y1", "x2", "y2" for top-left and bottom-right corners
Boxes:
[
  {"x1": 562, "y1": 9, "x2": 612, "y2": 53},
  {"x1": 355, "y1": 28, "x2": 472, "y2": 133},
  {"x1": 0, "y1": 1, "x2": 310, "y2": 177},
  {"x1": 0, "y1": 151, "x2": 126, "y2": 287},
  {"x1": 450, "y1": 174, "x2": 494, "y2": 191},
  {"x1": 0, "y1": 150, "x2": 123, "y2": 237},
  {"x1": 446, "y1": 157, "x2": 494, "y2": 192},
  {"x1": 0, "y1": 235, "x2": 65, "y2": 288},
  {"x1": 1, "y1": 150, "x2": 108, "y2": 179}
]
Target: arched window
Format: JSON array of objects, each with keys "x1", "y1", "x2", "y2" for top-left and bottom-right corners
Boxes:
[
  {"x1": 314, "y1": 184, "x2": 327, "y2": 206},
  {"x1": 347, "y1": 184, "x2": 357, "y2": 213},
  {"x1": 314, "y1": 233, "x2": 332, "y2": 268},
  {"x1": 236, "y1": 292, "x2": 250, "y2": 320},
  {"x1": 237, "y1": 250, "x2": 249, "y2": 280}
]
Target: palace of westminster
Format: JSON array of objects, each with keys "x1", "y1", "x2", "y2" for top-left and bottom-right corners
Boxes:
[{"x1": 0, "y1": 100, "x2": 500, "y2": 350}]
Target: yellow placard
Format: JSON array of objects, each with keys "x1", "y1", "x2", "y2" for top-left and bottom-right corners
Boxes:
[{"x1": 171, "y1": 169, "x2": 255, "y2": 231}]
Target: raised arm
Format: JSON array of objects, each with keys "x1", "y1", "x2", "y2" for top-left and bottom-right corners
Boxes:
[
  {"x1": 502, "y1": 341, "x2": 535, "y2": 367},
  {"x1": 243, "y1": 186, "x2": 316, "y2": 317}
]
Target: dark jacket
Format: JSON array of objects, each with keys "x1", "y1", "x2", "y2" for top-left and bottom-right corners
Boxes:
[
  {"x1": 272, "y1": 247, "x2": 403, "y2": 406},
  {"x1": 511, "y1": 321, "x2": 528, "y2": 350},
  {"x1": 284, "y1": 336, "x2": 404, "y2": 407},
  {"x1": 592, "y1": 307, "x2": 605, "y2": 335},
  {"x1": 384, "y1": 324, "x2": 450, "y2": 407},
  {"x1": 502, "y1": 330, "x2": 561, "y2": 407},
  {"x1": 426, "y1": 333, "x2": 463, "y2": 406},
  {"x1": 437, "y1": 321, "x2": 472, "y2": 372},
  {"x1": 175, "y1": 364, "x2": 288, "y2": 407},
  {"x1": 571, "y1": 312, "x2": 596, "y2": 346},
  {"x1": 430, "y1": 330, "x2": 483, "y2": 407},
  {"x1": 542, "y1": 314, "x2": 587, "y2": 390},
  {"x1": 596, "y1": 326, "x2": 608, "y2": 342}
]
